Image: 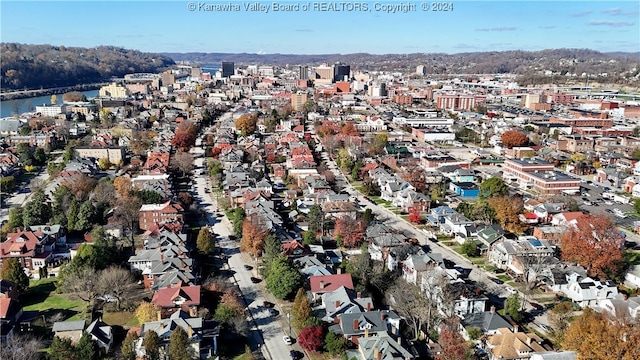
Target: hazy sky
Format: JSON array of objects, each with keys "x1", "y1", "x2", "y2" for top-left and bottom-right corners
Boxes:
[{"x1": 1, "y1": 1, "x2": 639, "y2": 54}]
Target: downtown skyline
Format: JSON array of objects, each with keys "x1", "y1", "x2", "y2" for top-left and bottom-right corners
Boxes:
[{"x1": 1, "y1": 0, "x2": 639, "y2": 55}]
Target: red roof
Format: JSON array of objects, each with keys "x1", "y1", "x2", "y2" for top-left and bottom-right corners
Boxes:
[
  {"x1": 309, "y1": 274, "x2": 354, "y2": 293},
  {"x1": 523, "y1": 213, "x2": 538, "y2": 220},
  {"x1": 151, "y1": 284, "x2": 201, "y2": 308}
]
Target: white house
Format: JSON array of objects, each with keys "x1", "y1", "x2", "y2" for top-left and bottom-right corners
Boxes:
[
  {"x1": 564, "y1": 277, "x2": 618, "y2": 308},
  {"x1": 625, "y1": 264, "x2": 640, "y2": 288}
]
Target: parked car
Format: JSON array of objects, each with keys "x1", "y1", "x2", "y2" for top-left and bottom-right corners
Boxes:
[
  {"x1": 505, "y1": 287, "x2": 517, "y2": 295},
  {"x1": 283, "y1": 335, "x2": 292, "y2": 345},
  {"x1": 490, "y1": 277, "x2": 504, "y2": 285},
  {"x1": 263, "y1": 301, "x2": 274, "y2": 308},
  {"x1": 250, "y1": 277, "x2": 262, "y2": 284},
  {"x1": 244, "y1": 265, "x2": 253, "y2": 271}
]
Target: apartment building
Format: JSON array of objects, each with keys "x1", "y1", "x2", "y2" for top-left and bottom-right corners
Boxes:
[{"x1": 502, "y1": 158, "x2": 580, "y2": 195}]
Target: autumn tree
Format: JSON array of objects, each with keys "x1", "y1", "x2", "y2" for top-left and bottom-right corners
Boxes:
[
  {"x1": 97, "y1": 157, "x2": 111, "y2": 170},
  {"x1": 196, "y1": 226, "x2": 214, "y2": 254},
  {"x1": 487, "y1": 195, "x2": 527, "y2": 234},
  {"x1": 234, "y1": 113, "x2": 257, "y2": 136},
  {"x1": 298, "y1": 324, "x2": 324, "y2": 352},
  {"x1": 240, "y1": 214, "x2": 269, "y2": 256},
  {"x1": 408, "y1": 207, "x2": 422, "y2": 223},
  {"x1": 172, "y1": 121, "x2": 198, "y2": 151},
  {"x1": 113, "y1": 177, "x2": 132, "y2": 198},
  {"x1": 0, "y1": 258, "x2": 29, "y2": 293},
  {"x1": 479, "y1": 177, "x2": 508, "y2": 200},
  {"x1": 560, "y1": 214, "x2": 625, "y2": 279},
  {"x1": 437, "y1": 318, "x2": 473, "y2": 360},
  {"x1": 341, "y1": 122, "x2": 358, "y2": 136},
  {"x1": 501, "y1": 129, "x2": 529, "y2": 149},
  {"x1": 369, "y1": 132, "x2": 388, "y2": 155},
  {"x1": 291, "y1": 288, "x2": 313, "y2": 330},
  {"x1": 334, "y1": 216, "x2": 366, "y2": 248},
  {"x1": 135, "y1": 302, "x2": 159, "y2": 324},
  {"x1": 171, "y1": 151, "x2": 194, "y2": 178},
  {"x1": 402, "y1": 162, "x2": 428, "y2": 193},
  {"x1": 563, "y1": 308, "x2": 640, "y2": 360}
]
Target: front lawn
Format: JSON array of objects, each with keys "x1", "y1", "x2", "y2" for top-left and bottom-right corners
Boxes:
[{"x1": 102, "y1": 311, "x2": 139, "y2": 327}]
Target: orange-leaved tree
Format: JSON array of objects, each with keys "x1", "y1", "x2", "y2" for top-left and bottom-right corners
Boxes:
[
  {"x1": 333, "y1": 216, "x2": 366, "y2": 248},
  {"x1": 560, "y1": 214, "x2": 625, "y2": 279},
  {"x1": 487, "y1": 195, "x2": 527, "y2": 234},
  {"x1": 240, "y1": 214, "x2": 269, "y2": 256},
  {"x1": 501, "y1": 129, "x2": 528, "y2": 149}
]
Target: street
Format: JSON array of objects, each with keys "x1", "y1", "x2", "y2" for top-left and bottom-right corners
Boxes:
[{"x1": 191, "y1": 145, "x2": 296, "y2": 360}]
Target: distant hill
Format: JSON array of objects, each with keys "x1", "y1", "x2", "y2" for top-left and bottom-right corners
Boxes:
[
  {"x1": 1, "y1": 43, "x2": 175, "y2": 91},
  {"x1": 165, "y1": 49, "x2": 640, "y2": 84}
]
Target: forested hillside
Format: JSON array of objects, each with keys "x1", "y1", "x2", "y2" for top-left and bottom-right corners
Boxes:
[{"x1": 1, "y1": 43, "x2": 175, "y2": 91}]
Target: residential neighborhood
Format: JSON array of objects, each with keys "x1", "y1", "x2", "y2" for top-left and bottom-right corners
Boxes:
[{"x1": 1, "y1": 58, "x2": 640, "y2": 360}]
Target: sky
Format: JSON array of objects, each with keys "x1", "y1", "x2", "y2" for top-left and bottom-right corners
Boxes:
[{"x1": 1, "y1": 0, "x2": 639, "y2": 54}]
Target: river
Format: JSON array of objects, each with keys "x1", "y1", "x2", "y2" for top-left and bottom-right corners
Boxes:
[{"x1": 0, "y1": 90, "x2": 99, "y2": 118}]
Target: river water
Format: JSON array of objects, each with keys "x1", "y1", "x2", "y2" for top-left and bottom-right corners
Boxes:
[{"x1": 0, "y1": 90, "x2": 100, "y2": 118}]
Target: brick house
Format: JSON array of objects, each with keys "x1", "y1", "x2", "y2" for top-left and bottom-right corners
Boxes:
[
  {"x1": 0, "y1": 229, "x2": 53, "y2": 274},
  {"x1": 138, "y1": 201, "x2": 185, "y2": 231}
]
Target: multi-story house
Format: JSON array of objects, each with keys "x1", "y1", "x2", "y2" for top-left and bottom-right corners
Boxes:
[
  {"x1": 0, "y1": 229, "x2": 54, "y2": 275},
  {"x1": 138, "y1": 201, "x2": 185, "y2": 231}
]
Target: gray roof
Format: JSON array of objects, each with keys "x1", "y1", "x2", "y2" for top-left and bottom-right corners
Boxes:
[
  {"x1": 531, "y1": 351, "x2": 577, "y2": 360},
  {"x1": 358, "y1": 332, "x2": 414, "y2": 360},
  {"x1": 52, "y1": 320, "x2": 86, "y2": 332},
  {"x1": 461, "y1": 311, "x2": 513, "y2": 333}
]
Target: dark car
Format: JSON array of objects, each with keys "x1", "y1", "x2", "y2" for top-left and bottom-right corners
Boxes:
[
  {"x1": 290, "y1": 350, "x2": 303, "y2": 360},
  {"x1": 263, "y1": 301, "x2": 274, "y2": 308},
  {"x1": 529, "y1": 302, "x2": 544, "y2": 310},
  {"x1": 244, "y1": 265, "x2": 253, "y2": 271},
  {"x1": 250, "y1": 277, "x2": 262, "y2": 284},
  {"x1": 490, "y1": 277, "x2": 504, "y2": 285}
]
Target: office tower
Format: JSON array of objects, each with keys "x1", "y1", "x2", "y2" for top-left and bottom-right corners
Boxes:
[
  {"x1": 334, "y1": 63, "x2": 350, "y2": 82},
  {"x1": 221, "y1": 62, "x2": 235, "y2": 77}
]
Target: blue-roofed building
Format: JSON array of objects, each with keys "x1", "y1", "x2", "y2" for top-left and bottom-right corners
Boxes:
[
  {"x1": 449, "y1": 182, "x2": 479, "y2": 198},
  {"x1": 427, "y1": 206, "x2": 456, "y2": 224}
]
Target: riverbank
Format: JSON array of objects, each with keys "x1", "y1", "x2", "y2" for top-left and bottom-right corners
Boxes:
[{"x1": 0, "y1": 83, "x2": 107, "y2": 101}]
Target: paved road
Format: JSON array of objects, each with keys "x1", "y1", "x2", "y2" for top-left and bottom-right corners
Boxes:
[{"x1": 192, "y1": 143, "x2": 295, "y2": 360}]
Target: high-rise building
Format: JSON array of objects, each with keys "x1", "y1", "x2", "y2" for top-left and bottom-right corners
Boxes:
[
  {"x1": 314, "y1": 63, "x2": 334, "y2": 84},
  {"x1": 298, "y1": 65, "x2": 309, "y2": 80},
  {"x1": 334, "y1": 63, "x2": 350, "y2": 82},
  {"x1": 161, "y1": 71, "x2": 175, "y2": 86},
  {"x1": 191, "y1": 66, "x2": 202, "y2": 78},
  {"x1": 221, "y1": 62, "x2": 235, "y2": 77},
  {"x1": 416, "y1": 65, "x2": 426, "y2": 75},
  {"x1": 291, "y1": 91, "x2": 308, "y2": 112}
]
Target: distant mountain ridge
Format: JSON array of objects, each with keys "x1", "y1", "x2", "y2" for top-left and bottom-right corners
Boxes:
[
  {"x1": 165, "y1": 49, "x2": 640, "y2": 79},
  {"x1": 1, "y1": 43, "x2": 175, "y2": 91}
]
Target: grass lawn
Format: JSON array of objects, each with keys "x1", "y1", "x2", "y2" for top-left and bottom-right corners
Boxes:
[
  {"x1": 24, "y1": 278, "x2": 86, "y2": 321},
  {"x1": 497, "y1": 274, "x2": 510, "y2": 282},
  {"x1": 102, "y1": 311, "x2": 139, "y2": 327}
]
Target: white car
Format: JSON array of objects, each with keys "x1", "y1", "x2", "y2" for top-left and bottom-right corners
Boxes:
[
  {"x1": 283, "y1": 335, "x2": 292, "y2": 345},
  {"x1": 505, "y1": 287, "x2": 517, "y2": 295}
]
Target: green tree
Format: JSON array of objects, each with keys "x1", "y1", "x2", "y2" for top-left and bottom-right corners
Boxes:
[
  {"x1": 22, "y1": 189, "x2": 52, "y2": 227},
  {"x1": 7, "y1": 206, "x2": 23, "y2": 230},
  {"x1": 49, "y1": 336, "x2": 75, "y2": 360},
  {"x1": 302, "y1": 231, "x2": 316, "y2": 245},
  {"x1": 291, "y1": 288, "x2": 313, "y2": 330},
  {"x1": 0, "y1": 258, "x2": 30, "y2": 293},
  {"x1": 634, "y1": 198, "x2": 640, "y2": 214},
  {"x1": 479, "y1": 177, "x2": 508, "y2": 200},
  {"x1": 324, "y1": 331, "x2": 347, "y2": 356},
  {"x1": 337, "y1": 148, "x2": 353, "y2": 170},
  {"x1": 466, "y1": 326, "x2": 482, "y2": 341},
  {"x1": 265, "y1": 255, "x2": 302, "y2": 299},
  {"x1": 307, "y1": 204, "x2": 324, "y2": 234},
  {"x1": 504, "y1": 293, "x2": 522, "y2": 322},
  {"x1": 74, "y1": 332, "x2": 98, "y2": 360},
  {"x1": 230, "y1": 207, "x2": 246, "y2": 237},
  {"x1": 461, "y1": 239, "x2": 479, "y2": 257},
  {"x1": 121, "y1": 331, "x2": 139, "y2": 360},
  {"x1": 142, "y1": 330, "x2": 161, "y2": 360},
  {"x1": 168, "y1": 326, "x2": 194, "y2": 360},
  {"x1": 132, "y1": 189, "x2": 164, "y2": 204},
  {"x1": 363, "y1": 208, "x2": 375, "y2": 222},
  {"x1": 33, "y1": 147, "x2": 46, "y2": 165},
  {"x1": 75, "y1": 200, "x2": 97, "y2": 232},
  {"x1": 196, "y1": 226, "x2": 214, "y2": 254},
  {"x1": 0, "y1": 175, "x2": 16, "y2": 193}
]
